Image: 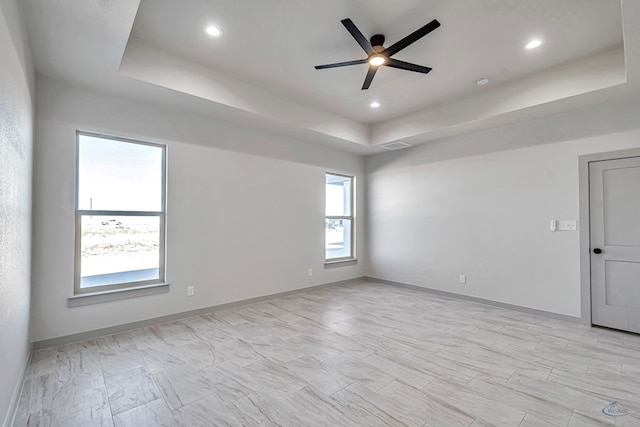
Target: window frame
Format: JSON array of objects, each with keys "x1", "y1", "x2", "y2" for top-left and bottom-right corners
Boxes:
[
  {"x1": 74, "y1": 131, "x2": 167, "y2": 295},
  {"x1": 325, "y1": 172, "x2": 355, "y2": 262}
]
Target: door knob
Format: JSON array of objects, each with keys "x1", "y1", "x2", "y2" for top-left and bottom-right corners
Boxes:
[{"x1": 593, "y1": 248, "x2": 602, "y2": 254}]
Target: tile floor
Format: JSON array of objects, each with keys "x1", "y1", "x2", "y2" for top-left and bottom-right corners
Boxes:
[{"x1": 13, "y1": 281, "x2": 640, "y2": 426}]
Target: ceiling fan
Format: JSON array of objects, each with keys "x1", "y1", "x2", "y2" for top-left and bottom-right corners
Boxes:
[{"x1": 315, "y1": 18, "x2": 441, "y2": 90}]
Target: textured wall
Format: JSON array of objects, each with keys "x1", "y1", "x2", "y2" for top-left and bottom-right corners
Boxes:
[{"x1": 0, "y1": 0, "x2": 34, "y2": 424}]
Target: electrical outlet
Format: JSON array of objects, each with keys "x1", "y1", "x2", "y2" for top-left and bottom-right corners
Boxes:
[
  {"x1": 308, "y1": 269, "x2": 313, "y2": 277},
  {"x1": 459, "y1": 275, "x2": 467, "y2": 284},
  {"x1": 187, "y1": 285, "x2": 195, "y2": 297}
]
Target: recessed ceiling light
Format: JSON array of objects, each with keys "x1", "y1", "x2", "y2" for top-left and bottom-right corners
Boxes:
[
  {"x1": 204, "y1": 24, "x2": 222, "y2": 38},
  {"x1": 476, "y1": 76, "x2": 490, "y2": 86},
  {"x1": 368, "y1": 55, "x2": 386, "y2": 66},
  {"x1": 525, "y1": 39, "x2": 543, "y2": 50},
  {"x1": 370, "y1": 101, "x2": 380, "y2": 108}
]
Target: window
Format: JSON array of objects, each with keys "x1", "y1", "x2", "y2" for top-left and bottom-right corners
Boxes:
[
  {"x1": 325, "y1": 173, "x2": 354, "y2": 261},
  {"x1": 75, "y1": 132, "x2": 166, "y2": 294}
]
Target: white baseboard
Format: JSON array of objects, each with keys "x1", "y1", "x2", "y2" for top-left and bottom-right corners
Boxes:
[
  {"x1": 33, "y1": 277, "x2": 368, "y2": 350},
  {"x1": 365, "y1": 276, "x2": 583, "y2": 324}
]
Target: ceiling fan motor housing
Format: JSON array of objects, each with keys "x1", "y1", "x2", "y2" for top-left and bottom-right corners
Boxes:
[{"x1": 370, "y1": 34, "x2": 385, "y2": 50}]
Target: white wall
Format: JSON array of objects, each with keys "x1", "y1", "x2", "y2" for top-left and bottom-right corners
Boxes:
[
  {"x1": 0, "y1": 0, "x2": 34, "y2": 424},
  {"x1": 31, "y1": 78, "x2": 365, "y2": 342},
  {"x1": 366, "y1": 127, "x2": 640, "y2": 318}
]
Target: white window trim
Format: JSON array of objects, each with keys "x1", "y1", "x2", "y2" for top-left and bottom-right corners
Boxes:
[
  {"x1": 73, "y1": 131, "x2": 167, "y2": 296},
  {"x1": 325, "y1": 172, "x2": 356, "y2": 263}
]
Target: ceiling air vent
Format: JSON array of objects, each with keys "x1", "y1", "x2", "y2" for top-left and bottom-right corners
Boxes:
[{"x1": 381, "y1": 141, "x2": 412, "y2": 150}]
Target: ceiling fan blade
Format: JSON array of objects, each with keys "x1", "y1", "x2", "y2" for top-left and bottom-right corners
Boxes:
[
  {"x1": 362, "y1": 66, "x2": 378, "y2": 90},
  {"x1": 341, "y1": 18, "x2": 376, "y2": 55},
  {"x1": 315, "y1": 59, "x2": 367, "y2": 70},
  {"x1": 382, "y1": 19, "x2": 440, "y2": 57},
  {"x1": 386, "y1": 58, "x2": 432, "y2": 74}
]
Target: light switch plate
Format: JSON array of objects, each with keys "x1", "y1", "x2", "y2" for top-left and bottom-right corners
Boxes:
[{"x1": 558, "y1": 220, "x2": 577, "y2": 231}]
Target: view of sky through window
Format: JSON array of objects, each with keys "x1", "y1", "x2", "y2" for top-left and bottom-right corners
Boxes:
[
  {"x1": 78, "y1": 135, "x2": 163, "y2": 212},
  {"x1": 326, "y1": 184, "x2": 345, "y2": 216}
]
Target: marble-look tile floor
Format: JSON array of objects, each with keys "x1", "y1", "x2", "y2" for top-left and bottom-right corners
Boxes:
[{"x1": 14, "y1": 281, "x2": 640, "y2": 426}]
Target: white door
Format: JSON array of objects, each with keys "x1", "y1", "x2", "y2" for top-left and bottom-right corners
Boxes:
[{"x1": 590, "y1": 156, "x2": 640, "y2": 334}]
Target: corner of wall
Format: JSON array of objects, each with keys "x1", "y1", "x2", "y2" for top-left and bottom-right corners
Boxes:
[{"x1": 0, "y1": 0, "x2": 35, "y2": 424}]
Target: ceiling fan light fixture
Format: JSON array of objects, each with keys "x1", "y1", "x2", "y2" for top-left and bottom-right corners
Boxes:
[
  {"x1": 204, "y1": 24, "x2": 222, "y2": 38},
  {"x1": 525, "y1": 39, "x2": 543, "y2": 50},
  {"x1": 368, "y1": 55, "x2": 386, "y2": 66}
]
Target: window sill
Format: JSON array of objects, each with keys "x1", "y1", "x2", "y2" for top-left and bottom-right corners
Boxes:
[
  {"x1": 67, "y1": 283, "x2": 170, "y2": 307},
  {"x1": 324, "y1": 259, "x2": 358, "y2": 268}
]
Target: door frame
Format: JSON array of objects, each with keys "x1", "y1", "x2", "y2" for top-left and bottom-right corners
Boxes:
[{"x1": 578, "y1": 147, "x2": 640, "y2": 326}]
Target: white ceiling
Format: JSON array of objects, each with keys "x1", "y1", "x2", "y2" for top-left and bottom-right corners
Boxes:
[
  {"x1": 21, "y1": 0, "x2": 640, "y2": 154},
  {"x1": 130, "y1": 0, "x2": 622, "y2": 123}
]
